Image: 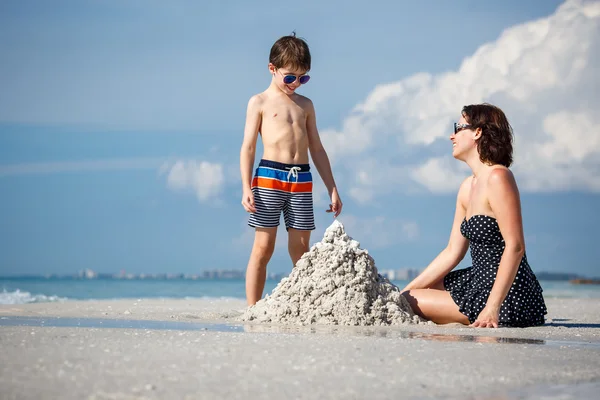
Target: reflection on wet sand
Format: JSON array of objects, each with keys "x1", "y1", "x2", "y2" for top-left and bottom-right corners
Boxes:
[
  {"x1": 472, "y1": 381, "x2": 600, "y2": 400},
  {"x1": 242, "y1": 323, "x2": 547, "y2": 345},
  {"x1": 3, "y1": 316, "x2": 596, "y2": 348}
]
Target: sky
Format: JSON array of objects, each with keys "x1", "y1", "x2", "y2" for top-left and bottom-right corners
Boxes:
[{"x1": 1, "y1": 0, "x2": 599, "y2": 278}]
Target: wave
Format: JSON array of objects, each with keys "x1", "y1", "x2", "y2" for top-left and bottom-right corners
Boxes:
[
  {"x1": 0, "y1": 289, "x2": 247, "y2": 305},
  {"x1": 0, "y1": 289, "x2": 68, "y2": 305}
]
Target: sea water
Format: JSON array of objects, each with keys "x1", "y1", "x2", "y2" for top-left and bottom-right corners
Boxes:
[{"x1": 1, "y1": 277, "x2": 600, "y2": 305}]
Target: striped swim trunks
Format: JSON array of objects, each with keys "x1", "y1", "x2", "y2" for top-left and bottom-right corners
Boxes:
[{"x1": 248, "y1": 159, "x2": 316, "y2": 231}]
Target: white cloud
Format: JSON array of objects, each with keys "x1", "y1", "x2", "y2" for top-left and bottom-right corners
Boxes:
[
  {"x1": 410, "y1": 157, "x2": 470, "y2": 195},
  {"x1": 323, "y1": 0, "x2": 600, "y2": 194},
  {"x1": 346, "y1": 157, "x2": 417, "y2": 204},
  {"x1": 320, "y1": 114, "x2": 375, "y2": 161},
  {"x1": 516, "y1": 110, "x2": 600, "y2": 191},
  {"x1": 0, "y1": 157, "x2": 166, "y2": 177},
  {"x1": 338, "y1": 215, "x2": 419, "y2": 249},
  {"x1": 348, "y1": 187, "x2": 374, "y2": 205},
  {"x1": 161, "y1": 160, "x2": 224, "y2": 202}
]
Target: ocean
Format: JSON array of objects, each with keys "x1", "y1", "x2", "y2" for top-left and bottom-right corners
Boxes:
[{"x1": 2, "y1": 277, "x2": 600, "y2": 305}]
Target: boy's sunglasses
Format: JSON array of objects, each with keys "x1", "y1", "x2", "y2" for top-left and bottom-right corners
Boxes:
[
  {"x1": 454, "y1": 123, "x2": 472, "y2": 134},
  {"x1": 278, "y1": 70, "x2": 310, "y2": 85}
]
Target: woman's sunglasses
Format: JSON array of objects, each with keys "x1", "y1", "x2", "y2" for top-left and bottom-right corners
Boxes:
[
  {"x1": 454, "y1": 123, "x2": 472, "y2": 134},
  {"x1": 278, "y1": 69, "x2": 311, "y2": 85}
]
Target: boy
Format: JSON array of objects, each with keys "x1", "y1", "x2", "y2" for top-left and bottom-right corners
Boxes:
[{"x1": 240, "y1": 33, "x2": 343, "y2": 306}]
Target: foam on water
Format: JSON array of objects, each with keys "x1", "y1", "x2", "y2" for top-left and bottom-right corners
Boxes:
[{"x1": 0, "y1": 289, "x2": 68, "y2": 305}]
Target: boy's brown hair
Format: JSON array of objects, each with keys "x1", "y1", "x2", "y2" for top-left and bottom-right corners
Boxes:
[
  {"x1": 462, "y1": 103, "x2": 514, "y2": 168},
  {"x1": 269, "y1": 32, "x2": 311, "y2": 72}
]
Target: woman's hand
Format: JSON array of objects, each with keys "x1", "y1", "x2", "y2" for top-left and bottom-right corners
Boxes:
[{"x1": 470, "y1": 305, "x2": 500, "y2": 328}]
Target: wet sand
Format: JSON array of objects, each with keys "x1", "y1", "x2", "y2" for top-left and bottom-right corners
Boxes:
[{"x1": 1, "y1": 297, "x2": 599, "y2": 399}]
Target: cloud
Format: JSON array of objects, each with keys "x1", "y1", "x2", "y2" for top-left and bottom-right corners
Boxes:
[
  {"x1": 323, "y1": 0, "x2": 600, "y2": 194},
  {"x1": 346, "y1": 157, "x2": 417, "y2": 204},
  {"x1": 161, "y1": 160, "x2": 224, "y2": 202},
  {"x1": 410, "y1": 157, "x2": 470, "y2": 195},
  {"x1": 0, "y1": 157, "x2": 167, "y2": 177},
  {"x1": 338, "y1": 215, "x2": 419, "y2": 249}
]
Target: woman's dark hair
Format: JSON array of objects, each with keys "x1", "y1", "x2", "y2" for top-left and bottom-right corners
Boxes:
[{"x1": 462, "y1": 103, "x2": 513, "y2": 167}]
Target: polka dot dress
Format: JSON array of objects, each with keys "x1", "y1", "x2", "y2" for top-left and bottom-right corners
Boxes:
[{"x1": 443, "y1": 215, "x2": 548, "y2": 327}]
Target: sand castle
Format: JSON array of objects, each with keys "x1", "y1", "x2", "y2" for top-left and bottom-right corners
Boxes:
[{"x1": 242, "y1": 220, "x2": 427, "y2": 326}]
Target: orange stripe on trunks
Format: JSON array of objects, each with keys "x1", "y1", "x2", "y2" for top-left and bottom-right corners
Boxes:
[{"x1": 252, "y1": 177, "x2": 313, "y2": 193}]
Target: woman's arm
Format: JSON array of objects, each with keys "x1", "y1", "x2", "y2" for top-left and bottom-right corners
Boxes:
[
  {"x1": 471, "y1": 168, "x2": 524, "y2": 328},
  {"x1": 402, "y1": 177, "x2": 471, "y2": 292},
  {"x1": 471, "y1": 168, "x2": 525, "y2": 328}
]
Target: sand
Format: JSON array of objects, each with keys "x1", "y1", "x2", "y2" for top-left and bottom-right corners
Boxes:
[
  {"x1": 1, "y1": 297, "x2": 600, "y2": 399},
  {"x1": 1, "y1": 219, "x2": 599, "y2": 399},
  {"x1": 243, "y1": 220, "x2": 426, "y2": 326}
]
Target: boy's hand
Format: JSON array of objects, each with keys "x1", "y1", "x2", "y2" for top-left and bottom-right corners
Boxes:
[
  {"x1": 241, "y1": 189, "x2": 256, "y2": 213},
  {"x1": 326, "y1": 189, "x2": 343, "y2": 217}
]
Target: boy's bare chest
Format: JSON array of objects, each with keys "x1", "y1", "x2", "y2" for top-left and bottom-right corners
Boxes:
[{"x1": 263, "y1": 103, "x2": 307, "y2": 126}]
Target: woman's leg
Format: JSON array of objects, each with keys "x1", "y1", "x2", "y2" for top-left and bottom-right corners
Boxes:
[{"x1": 402, "y1": 288, "x2": 470, "y2": 325}]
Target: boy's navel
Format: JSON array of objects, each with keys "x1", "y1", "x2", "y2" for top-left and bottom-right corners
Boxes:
[{"x1": 273, "y1": 113, "x2": 278, "y2": 118}]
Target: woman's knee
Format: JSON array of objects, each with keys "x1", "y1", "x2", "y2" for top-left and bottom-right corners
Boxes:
[{"x1": 401, "y1": 290, "x2": 421, "y2": 314}]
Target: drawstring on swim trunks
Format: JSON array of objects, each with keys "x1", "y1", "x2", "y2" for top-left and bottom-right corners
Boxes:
[{"x1": 286, "y1": 166, "x2": 301, "y2": 182}]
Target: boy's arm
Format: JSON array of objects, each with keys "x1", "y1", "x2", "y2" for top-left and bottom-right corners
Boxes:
[
  {"x1": 306, "y1": 99, "x2": 342, "y2": 216},
  {"x1": 240, "y1": 95, "x2": 262, "y2": 212}
]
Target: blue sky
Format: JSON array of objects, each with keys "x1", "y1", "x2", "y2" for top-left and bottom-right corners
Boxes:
[{"x1": 1, "y1": 0, "x2": 599, "y2": 278}]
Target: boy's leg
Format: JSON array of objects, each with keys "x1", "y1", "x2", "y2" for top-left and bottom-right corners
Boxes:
[
  {"x1": 245, "y1": 227, "x2": 278, "y2": 306},
  {"x1": 282, "y1": 168, "x2": 315, "y2": 267},
  {"x1": 288, "y1": 228, "x2": 311, "y2": 267},
  {"x1": 246, "y1": 160, "x2": 289, "y2": 305}
]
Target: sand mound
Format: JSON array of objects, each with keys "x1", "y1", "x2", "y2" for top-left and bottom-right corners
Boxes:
[{"x1": 242, "y1": 220, "x2": 427, "y2": 326}]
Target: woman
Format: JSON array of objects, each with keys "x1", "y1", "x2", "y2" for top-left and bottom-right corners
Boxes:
[{"x1": 402, "y1": 103, "x2": 547, "y2": 328}]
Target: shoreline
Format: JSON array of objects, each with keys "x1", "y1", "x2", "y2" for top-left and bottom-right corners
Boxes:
[{"x1": 1, "y1": 297, "x2": 599, "y2": 341}]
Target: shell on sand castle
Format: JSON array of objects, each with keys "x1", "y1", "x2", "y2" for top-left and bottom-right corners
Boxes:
[{"x1": 242, "y1": 220, "x2": 427, "y2": 326}]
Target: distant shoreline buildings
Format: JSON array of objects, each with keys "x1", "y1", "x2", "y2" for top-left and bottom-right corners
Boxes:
[
  {"x1": 72, "y1": 268, "x2": 287, "y2": 281},
  {"x1": 1, "y1": 268, "x2": 594, "y2": 281},
  {"x1": 378, "y1": 268, "x2": 422, "y2": 281},
  {"x1": 73, "y1": 268, "x2": 425, "y2": 281},
  {"x1": 75, "y1": 268, "x2": 425, "y2": 281}
]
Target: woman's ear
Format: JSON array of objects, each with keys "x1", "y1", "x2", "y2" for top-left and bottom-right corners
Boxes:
[{"x1": 473, "y1": 127, "x2": 483, "y2": 141}]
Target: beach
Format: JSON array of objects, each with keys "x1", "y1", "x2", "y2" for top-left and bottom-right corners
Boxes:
[{"x1": 1, "y1": 297, "x2": 599, "y2": 399}]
